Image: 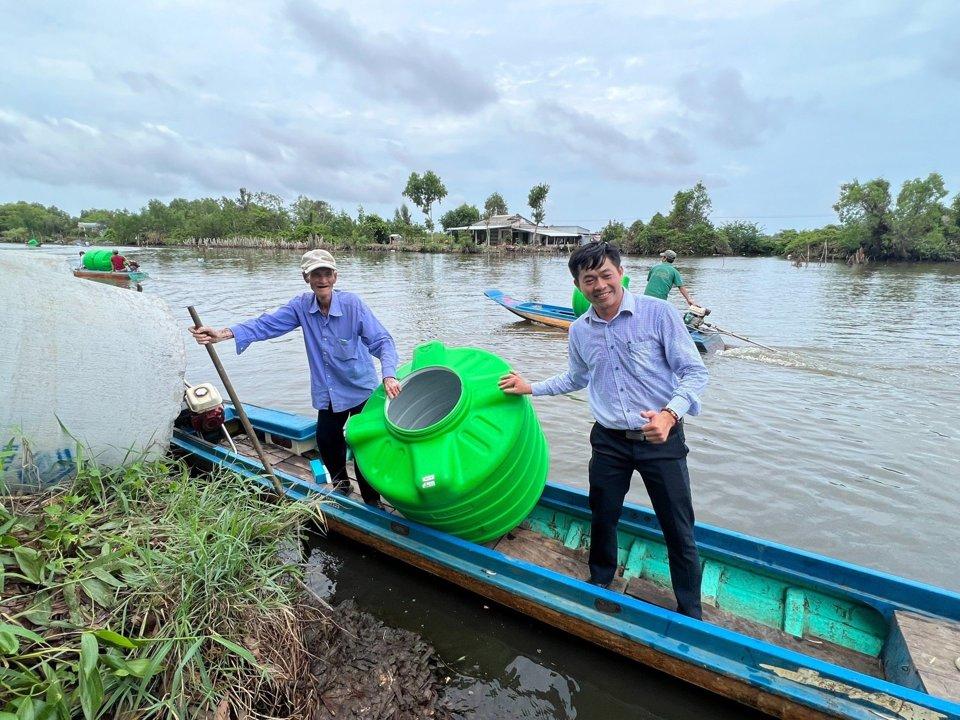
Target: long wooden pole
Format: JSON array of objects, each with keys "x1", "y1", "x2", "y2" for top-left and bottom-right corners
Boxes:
[{"x1": 187, "y1": 306, "x2": 285, "y2": 497}]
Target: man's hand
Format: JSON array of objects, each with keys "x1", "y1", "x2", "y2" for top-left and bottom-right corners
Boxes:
[
  {"x1": 498, "y1": 370, "x2": 532, "y2": 395},
  {"x1": 640, "y1": 409, "x2": 676, "y2": 443},
  {"x1": 384, "y1": 376, "x2": 401, "y2": 399},
  {"x1": 189, "y1": 326, "x2": 233, "y2": 345}
]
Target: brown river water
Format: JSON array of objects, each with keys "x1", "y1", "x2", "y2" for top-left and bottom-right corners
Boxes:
[{"x1": 32, "y1": 245, "x2": 960, "y2": 718}]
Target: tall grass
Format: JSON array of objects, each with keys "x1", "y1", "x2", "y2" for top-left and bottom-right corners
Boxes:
[{"x1": 1, "y1": 455, "x2": 322, "y2": 718}]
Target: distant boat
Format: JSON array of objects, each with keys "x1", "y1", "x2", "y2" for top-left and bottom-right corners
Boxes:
[
  {"x1": 172, "y1": 402, "x2": 960, "y2": 720},
  {"x1": 73, "y1": 268, "x2": 149, "y2": 290},
  {"x1": 484, "y1": 289, "x2": 725, "y2": 354}
]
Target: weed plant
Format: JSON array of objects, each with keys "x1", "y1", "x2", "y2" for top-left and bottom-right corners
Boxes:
[{"x1": 1, "y1": 455, "x2": 322, "y2": 719}]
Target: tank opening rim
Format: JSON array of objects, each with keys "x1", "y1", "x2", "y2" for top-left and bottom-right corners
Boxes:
[{"x1": 384, "y1": 366, "x2": 465, "y2": 434}]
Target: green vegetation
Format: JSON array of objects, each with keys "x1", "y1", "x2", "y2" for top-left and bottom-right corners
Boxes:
[
  {"x1": 402, "y1": 171, "x2": 447, "y2": 231},
  {"x1": 439, "y1": 202, "x2": 480, "y2": 231},
  {"x1": 598, "y1": 174, "x2": 960, "y2": 262},
  {"x1": 3, "y1": 170, "x2": 959, "y2": 261},
  {"x1": 1, "y1": 456, "x2": 323, "y2": 718},
  {"x1": 527, "y1": 183, "x2": 550, "y2": 245}
]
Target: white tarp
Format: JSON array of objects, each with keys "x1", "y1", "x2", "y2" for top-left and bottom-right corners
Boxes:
[{"x1": 0, "y1": 250, "x2": 186, "y2": 492}]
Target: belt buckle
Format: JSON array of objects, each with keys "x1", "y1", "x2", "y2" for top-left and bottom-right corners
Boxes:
[{"x1": 624, "y1": 429, "x2": 646, "y2": 441}]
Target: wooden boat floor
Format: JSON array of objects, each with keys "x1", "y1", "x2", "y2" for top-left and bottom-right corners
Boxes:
[
  {"x1": 219, "y1": 436, "x2": 882, "y2": 680},
  {"x1": 494, "y1": 527, "x2": 883, "y2": 679},
  {"x1": 892, "y1": 610, "x2": 960, "y2": 703}
]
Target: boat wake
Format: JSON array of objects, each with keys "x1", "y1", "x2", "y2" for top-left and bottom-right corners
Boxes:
[{"x1": 718, "y1": 346, "x2": 847, "y2": 377}]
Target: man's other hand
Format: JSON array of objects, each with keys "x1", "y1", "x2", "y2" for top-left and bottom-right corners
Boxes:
[
  {"x1": 640, "y1": 409, "x2": 676, "y2": 443},
  {"x1": 498, "y1": 370, "x2": 532, "y2": 395}
]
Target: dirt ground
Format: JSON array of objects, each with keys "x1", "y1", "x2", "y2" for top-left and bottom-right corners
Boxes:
[{"x1": 258, "y1": 598, "x2": 458, "y2": 720}]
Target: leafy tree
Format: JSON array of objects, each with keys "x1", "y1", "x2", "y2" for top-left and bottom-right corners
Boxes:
[
  {"x1": 481, "y1": 192, "x2": 508, "y2": 246},
  {"x1": 527, "y1": 183, "x2": 549, "y2": 245},
  {"x1": 393, "y1": 204, "x2": 414, "y2": 228},
  {"x1": 237, "y1": 187, "x2": 253, "y2": 210},
  {"x1": 360, "y1": 212, "x2": 390, "y2": 244},
  {"x1": 440, "y1": 203, "x2": 480, "y2": 232},
  {"x1": 635, "y1": 212, "x2": 675, "y2": 255},
  {"x1": 891, "y1": 173, "x2": 948, "y2": 259},
  {"x1": 718, "y1": 221, "x2": 766, "y2": 255},
  {"x1": 668, "y1": 181, "x2": 712, "y2": 233},
  {"x1": 0, "y1": 202, "x2": 74, "y2": 239},
  {"x1": 833, "y1": 178, "x2": 892, "y2": 259},
  {"x1": 600, "y1": 220, "x2": 627, "y2": 245},
  {"x1": 403, "y1": 171, "x2": 447, "y2": 230},
  {"x1": 484, "y1": 192, "x2": 507, "y2": 217},
  {"x1": 290, "y1": 196, "x2": 333, "y2": 226}
]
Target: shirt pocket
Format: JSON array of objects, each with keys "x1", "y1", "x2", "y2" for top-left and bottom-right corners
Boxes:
[
  {"x1": 625, "y1": 339, "x2": 659, "y2": 369},
  {"x1": 333, "y1": 337, "x2": 359, "y2": 360}
]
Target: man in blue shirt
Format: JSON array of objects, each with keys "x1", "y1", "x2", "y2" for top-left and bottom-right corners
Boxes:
[
  {"x1": 499, "y1": 242, "x2": 708, "y2": 618},
  {"x1": 189, "y1": 249, "x2": 400, "y2": 505}
]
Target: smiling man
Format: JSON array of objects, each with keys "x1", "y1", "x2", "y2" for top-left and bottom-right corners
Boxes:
[
  {"x1": 498, "y1": 241, "x2": 708, "y2": 618},
  {"x1": 189, "y1": 249, "x2": 400, "y2": 506}
]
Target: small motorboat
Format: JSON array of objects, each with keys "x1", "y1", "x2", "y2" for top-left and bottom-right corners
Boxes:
[
  {"x1": 483, "y1": 289, "x2": 725, "y2": 354},
  {"x1": 73, "y1": 268, "x2": 149, "y2": 290}
]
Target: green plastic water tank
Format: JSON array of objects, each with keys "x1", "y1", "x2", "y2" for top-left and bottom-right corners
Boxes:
[
  {"x1": 345, "y1": 341, "x2": 549, "y2": 542},
  {"x1": 82, "y1": 249, "x2": 114, "y2": 271},
  {"x1": 571, "y1": 275, "x2": 630, "y2": 317}
]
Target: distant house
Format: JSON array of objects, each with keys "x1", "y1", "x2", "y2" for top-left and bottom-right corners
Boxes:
[
  {"x1": 447, "y1": 214, "x2": 594, "y2": 246},
  {"x1": 77, "y1": 222, "x2": 106, "y2": 236}
]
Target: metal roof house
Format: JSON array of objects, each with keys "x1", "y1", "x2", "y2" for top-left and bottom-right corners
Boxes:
[{"x1": 447, "y1": 214, "x2": 594, "y2": 246}]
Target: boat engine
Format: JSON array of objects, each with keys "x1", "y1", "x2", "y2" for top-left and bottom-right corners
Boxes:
[
  {"x1": 683, "y1": 305, "x2": 711, "y2": 329},
  {"x1": 184, "y1": 382, "x2": 225, "y2": 434}
]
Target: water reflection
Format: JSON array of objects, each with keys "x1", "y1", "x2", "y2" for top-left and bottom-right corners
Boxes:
[{"x1": 313, "y1": 532, "x2": 762, "y2": 720}]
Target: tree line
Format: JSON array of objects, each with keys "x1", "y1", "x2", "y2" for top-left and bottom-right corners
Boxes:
[
  {"x1": 595, "y1": 173, "x2": 960, "y2": 262},
  {"x1": 2, "y1": 172, "x2": 958, "y2": 261}
]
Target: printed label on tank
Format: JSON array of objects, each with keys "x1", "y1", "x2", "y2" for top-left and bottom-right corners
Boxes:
[{"x1": 421, "y1": 474, "x2": 436, "y2": 488}]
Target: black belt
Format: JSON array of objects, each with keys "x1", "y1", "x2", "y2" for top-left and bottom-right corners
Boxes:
[{"x1": 600, "y1": 419, "x2": 682, "y2": 442}]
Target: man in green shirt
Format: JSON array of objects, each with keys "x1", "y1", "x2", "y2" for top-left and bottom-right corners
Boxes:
[{"x1": 644, "y1": 250, "x2": 695, "y2": 305}]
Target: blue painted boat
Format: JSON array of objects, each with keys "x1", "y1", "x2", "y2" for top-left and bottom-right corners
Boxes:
[
  {"x1": 172, "y1": 403, "x2": 960, "y2": 720},
  {"x1": 484, "y1": 289, "x2": 725, "y2": 354}
]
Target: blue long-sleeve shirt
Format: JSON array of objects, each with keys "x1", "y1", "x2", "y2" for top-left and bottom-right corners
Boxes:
[
  {"x1": 531, "y1": 291, "x2": 707, "y2": 430},
  {"x1": 230, "y1": 290, "x2": 398, "y2": 412}
]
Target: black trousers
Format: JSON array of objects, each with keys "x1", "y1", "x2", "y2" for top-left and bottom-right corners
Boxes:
[
  {"x1": 588, "y1": 422, "x2": 702, "y2": 619},
  {"x1": 316, "y1": 401, "x2": 380, "y2": 506}
]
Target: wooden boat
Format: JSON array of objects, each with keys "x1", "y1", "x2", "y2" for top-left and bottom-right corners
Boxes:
[
  {"x1": 73, "y1": 269, "x2": 149, "y2": 283},
  {"x1": 484, "y1": 288, "x2": 725, "y2": 354},
  {"x1": 172, "y1": 403, "x2": 960, "y2": 720}
]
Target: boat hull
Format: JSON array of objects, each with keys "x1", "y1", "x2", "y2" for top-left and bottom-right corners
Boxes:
[
  {"x1": 73, "y1": 269, "x2": 149, "y2": 284},
  {"x1": 484, "y1": 288, "x2": 724, "y2": 354},
  {"x1": 171, "y1": 410, "x2": 960, "y2": 720}
]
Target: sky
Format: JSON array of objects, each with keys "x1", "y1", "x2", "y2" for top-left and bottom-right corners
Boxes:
[{"x1": 2, "y1": 0, "x2": 959, "y2": 232}]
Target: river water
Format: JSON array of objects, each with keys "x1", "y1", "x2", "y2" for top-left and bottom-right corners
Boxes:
[{"x1": 28, "y1": 245, "x2": 960, "y2": 718}]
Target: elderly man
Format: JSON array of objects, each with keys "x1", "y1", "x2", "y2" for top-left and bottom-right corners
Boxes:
[
  {"x1": 644, "y1": 249, "x2": 695, "y2": 306},
  {"x1": 190, "y1": 249, "x2": 400, "y2": 505},
  {"x1": 500, "y1": 241, "x2": 708, "y2": 618}
]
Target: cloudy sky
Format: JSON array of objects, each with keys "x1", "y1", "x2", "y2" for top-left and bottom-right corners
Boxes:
[{"x1": 2, "y1": 0, "x2": 958, "y2": 231}]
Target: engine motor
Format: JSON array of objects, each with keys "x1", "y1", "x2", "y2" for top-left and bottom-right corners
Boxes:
[
  {"x1": 184, "y1": 383, "x2": 226, "y2": 434},
  {"x1": 683, "y1": 304, "x2": 711, "y2": 329}
]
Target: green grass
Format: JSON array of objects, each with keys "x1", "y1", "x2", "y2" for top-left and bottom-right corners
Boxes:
[{"x1": 1, "y1": 455, "x2": 323, "y2": 719}]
